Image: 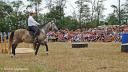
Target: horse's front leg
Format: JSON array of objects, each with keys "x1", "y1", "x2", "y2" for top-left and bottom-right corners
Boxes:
[
  {"x1": 44, "y1": 42, "x2": 48, "y2": 55},
  {"x1": 33, "y1": 43, "x2": 37, "y2": 51},
  {"x1": 35, "y1": 43, "x2": 40, "y2": 55}
]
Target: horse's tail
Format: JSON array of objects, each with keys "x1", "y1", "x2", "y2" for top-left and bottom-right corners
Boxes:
[{"x1": 8, "y1": 31, "x2": 14, "y2": 53}]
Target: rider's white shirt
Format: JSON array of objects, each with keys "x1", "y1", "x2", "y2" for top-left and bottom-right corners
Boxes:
[{"x1": 28, "y1": 16, "x2": 40, "y2": 26}]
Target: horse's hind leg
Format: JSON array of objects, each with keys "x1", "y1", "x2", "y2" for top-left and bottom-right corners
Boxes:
[
  {"x1": 33, "y1": 43, "x2": 37, "y2": 50},
  {"x1": 11, "y1": 43, "x2": 17, "y2": 58}
]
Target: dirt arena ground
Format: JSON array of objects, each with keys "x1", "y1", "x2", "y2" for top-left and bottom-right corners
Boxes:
[{"x1": 0, "y1": 42, "x2": 128, "y2": 72}]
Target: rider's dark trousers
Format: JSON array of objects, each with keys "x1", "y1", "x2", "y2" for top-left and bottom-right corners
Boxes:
[{"x1": 28, "y1": 26, "x2": 40, "y2": 37}]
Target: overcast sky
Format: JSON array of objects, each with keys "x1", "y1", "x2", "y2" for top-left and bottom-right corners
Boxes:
[
  {"x1": 103, "y1": 0, "x2": 125, "y2": 17},
  {"x1": 64, "y1": 0, "x2": 126, "y2": 17},
  {"x1": 4, "y1": 0, "x2": 126, "y2": 18}
]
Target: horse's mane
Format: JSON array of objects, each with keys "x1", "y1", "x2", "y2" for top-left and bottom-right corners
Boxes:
[{"x1": 38, "y1": 21, "x2": 51, "y2": 29}]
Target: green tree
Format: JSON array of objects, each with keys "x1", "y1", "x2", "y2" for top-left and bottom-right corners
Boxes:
[
  {"x1": 11, "y1": 0, "x2": 23, "y2": 14},
  {"x1": 121, "y1": 0, "x2": 128, "y2": 24},
  {"x1": 107, "y1": 14, "x2": 118, "y2": 25},
  {"x1": 44, "y1": 6, "x2": 64, "y2": 27},
  {"x1": 58, "y1": 16, "x2": 79, "y2": 30},
  {"x1": 75, "y1": 0, "x2": 89, "y2": 29},
  {"x1": 111, "y1": 4, "x2": 126, "y2": 24},
  {"x1": 0, "y1": 1, "x2": 13, "y2": 32},
  {"x1": 27, "y1": 0, "x2": 42, "y2": 20},
  {"x1": 94, "y1": 0, "x2": 106, "y2": 26}
]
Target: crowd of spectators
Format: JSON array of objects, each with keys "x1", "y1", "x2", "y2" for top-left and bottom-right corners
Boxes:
[
  {"x1": 47, "y1": 25, "x2": 128, "y2": 42},
  {"x1": 0, "y1": 25, "x2": 128, "y2": 43}
]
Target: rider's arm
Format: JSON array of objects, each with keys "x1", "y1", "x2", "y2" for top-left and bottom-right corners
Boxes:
[{"x1": 31, "y1": 17, "x2": 40, "y2": 25}]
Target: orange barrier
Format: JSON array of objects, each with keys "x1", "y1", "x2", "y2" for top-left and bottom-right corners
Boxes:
[
  {"x1": 0, "y1": 32, "x2": 33, "y2": 54},
  {"x1": 0, "y1": 32, "x2": 8, "y2": 53},
  {"x1": 0, "y1": 33, "x2": 2, "y2": 53}
]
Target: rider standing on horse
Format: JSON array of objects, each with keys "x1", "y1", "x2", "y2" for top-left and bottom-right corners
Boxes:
[{"x1": 28, "y1": 11, "x2": 40, "y2": 42}]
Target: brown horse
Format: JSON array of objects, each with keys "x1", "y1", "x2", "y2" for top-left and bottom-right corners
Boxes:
[{"x1": 9, "y1": 20, "x2": 58, "y2": 57}]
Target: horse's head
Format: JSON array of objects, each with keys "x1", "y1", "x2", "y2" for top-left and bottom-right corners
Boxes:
[
  {"x1": 50, "y1": 20, "x2": 58, "y2": 32},
  {"x1": 40, "y1": 20, "x2": 58, "y2": 33}
]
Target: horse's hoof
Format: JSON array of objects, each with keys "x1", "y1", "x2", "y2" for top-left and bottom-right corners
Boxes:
[
  {"x1": 46, "y1": 53, "x2": 48, "y2": 56},
  {"x1": 45, "y1": 52, "x2": 48, "y2": 55},
  {"x1": 11, "y1": 54, "x2": 15, "y2": 58},
  {"x1": 11, "y1": 56, "x2": 13, "y2": 58},
  {"x1": 35, "y1": 54, "x2": 38, "y2": 56}
]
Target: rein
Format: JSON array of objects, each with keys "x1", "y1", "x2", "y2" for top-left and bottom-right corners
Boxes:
[{"x1": 38, "y1": 21, "x2": 51, "y2": 29}]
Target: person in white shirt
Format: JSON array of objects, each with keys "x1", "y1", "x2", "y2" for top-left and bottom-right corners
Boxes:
[{"x1": 28, "y1": 11, "x2": 40, "y2": 42}]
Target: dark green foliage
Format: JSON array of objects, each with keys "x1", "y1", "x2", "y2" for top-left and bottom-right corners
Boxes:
[
  {"x1": 2, "y1": 0, "x2": 128, "y2": 32},
  {"x1": 107, "y1": 14, "x2": 118, "y2": 25}
]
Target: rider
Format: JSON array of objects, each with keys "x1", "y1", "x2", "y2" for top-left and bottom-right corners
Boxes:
[{"x1": 28, "y1": 10, "x2": 40, "y2": 43}]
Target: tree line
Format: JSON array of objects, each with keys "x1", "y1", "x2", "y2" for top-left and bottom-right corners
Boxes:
[{"x1": 0, "y1": 0, "x2": 128, "y2": 32}]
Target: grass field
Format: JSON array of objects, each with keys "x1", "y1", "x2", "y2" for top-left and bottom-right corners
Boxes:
[{"x1": 0, "y1": 42, "x2": 128, "y2": 72}]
